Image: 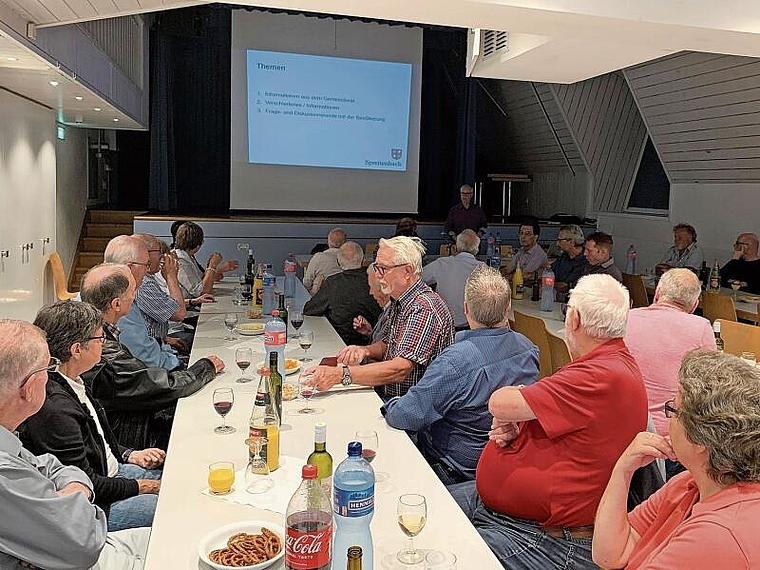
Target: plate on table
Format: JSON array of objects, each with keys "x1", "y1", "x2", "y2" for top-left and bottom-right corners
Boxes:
[
  {"x1": 198, "y1": 520, "x2": 285, "y2": 570},
  {"x1": 237, "y1": 323, "x2": 265, "y2": 336},
  {"x1": 738, "y1": 294, "x2": 760, "y2": 304},
  {"x1": 257, "y1": 358, "x2": 302, "y2": 375}
]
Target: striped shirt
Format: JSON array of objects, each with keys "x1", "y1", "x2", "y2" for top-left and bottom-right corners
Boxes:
[{"x1": 135, "y1": 273, "x2": 180, "y2": 339}]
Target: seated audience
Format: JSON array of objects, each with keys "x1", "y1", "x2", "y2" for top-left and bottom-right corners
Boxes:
[
  {"x1": 80, "y1": 263, "x2": 224, "y2": 449},
  {"x1": 0, "y1": 319, "x2": 150, "y2": 569},
  {"x1": 169, "y1": 219, "x2": 184, "y2": 249},
  {"x1": 593, "y1": 350, "x2": 760, "y2": 569},
  {"x1": 721, "y1": 232, "x2": 760, "y2": 294},
  {"x1": 394, "y1": 217, "x2": 418, "y2": 237},
  {"x1": 422, "y1": 229, "x2": 485, "y2": 329},
  {"x1": 383, "y1": 266, "x2": 538, "y2": 484},
  {"x1": 582, "y1": 231, "x2": 623, "y2": 282},
  {"x1": 444, "y1": 184, "x2": 488, "y2": 238},
  {"x1": 552, "y1": 224, "x2": 588, "y2": 292},
  {"x1": 449, "y1": 274, "x2": 647, "y2": 569},
  {"x1": 353, "y1": 265, "x2": 392, "y2": 344},
  {"x1": 20, "y1": 301, "x2": 164, "y2": 531},
  {"x1": 506, "y1": 218, "x2": 548, "y2": 277},
  {"x1": 303, "y1": 242, "x2": 382, "y2": 346},
  {"x1": 307, "y1": 236, "x2": 454, "y2": 399},
  {"x1": 656, "y1": 223, "x2": 704, "y2": 274},
  {"x1": 173, "y1": 221, "x2": 239, "y2": 299},
  {"x1": 303, "y1": 227, "x2": 347, "y2": 294}
]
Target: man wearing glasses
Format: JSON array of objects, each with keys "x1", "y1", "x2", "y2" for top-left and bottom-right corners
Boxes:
[
  {"x1": 0, "y1": 319, "x2": 150, "y2": 569},
  {"x1": 506, "y1": 218, "x2": 549, "y2": 277},
  {"x1": 721, "y1": 232, "x2": 760, "y2": 294},
  {"x1": 552, "y1": 224, "x2": 588, "y2": 293},
  {"x1": 444, "y1": 184, "x2": 488, "y2": 240},
  {"x1": 306, "y1": 236, "x2": 455, "y2": 399}
]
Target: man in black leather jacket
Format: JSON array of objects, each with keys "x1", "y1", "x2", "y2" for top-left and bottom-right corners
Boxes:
[{"x1": 80, "y1": 263, "x2": 225, "y2": 449}]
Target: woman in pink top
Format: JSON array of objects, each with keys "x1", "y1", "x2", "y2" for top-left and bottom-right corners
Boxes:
[{"x1": 592, "y1": 350, "x2": 760, "y2": 569}]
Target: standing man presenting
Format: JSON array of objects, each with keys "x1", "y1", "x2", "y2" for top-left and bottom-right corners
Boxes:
[{"x1": 444, "y1": 184, "x2": 488, "y2": 240}]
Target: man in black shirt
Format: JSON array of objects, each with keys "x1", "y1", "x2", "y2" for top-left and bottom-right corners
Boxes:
[
  {"x1": 444, "y1": 184, "x2": 488, "y2": 239},
  {"x1": 721, "y1": 232, "x2": 760, "y2": 294}
]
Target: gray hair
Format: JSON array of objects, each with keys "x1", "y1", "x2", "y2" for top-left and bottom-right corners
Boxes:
[
  {"x1": 679, "y1": 350, "x2": 760, "y2": 484},
  {"x1": 0, "y1": 320, "x2": 47, "y2": 394},
  {"x1": 328, "y1": 228, "x2": 347, "y2": 249},
  {"x1": 81, "y1": 263, "x2": 131, "y2": 312},
  {"x1": 104, "y1": 235, "x2": 145, "y2": 264},
  {"x1": 134, "y1": 233, "x2": 160, "y2": 250},
  {"x1": 568, "y1": 274, "x2": 629, "y2": 339},
  {"x1": 33, "y1": 301, "x2": 103, "y2": 363},
  {"x1": 464, "y1": 266, "x2": 511, "y2": 327},
  {"x1": 559, "y1": 225, "x2": 585, "y2": 246},
  {"x1": 656, "y1": 268, "x2": 702, "y2": 310},
  {"x1": 338, "y1": 242, "x2": 364, "y2": 270},
  {"x1": 378, "y1": 236, "x2": 427, "y2": 276},
  {"x1": 456, "y1": 230, "x2": 481, "y2": 256}
]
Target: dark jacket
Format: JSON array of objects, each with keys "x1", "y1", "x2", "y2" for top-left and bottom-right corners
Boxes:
[
  {"x1": 18, "y1": 371, "x2": 138, "y2": 514},
  {"x1": 303, "y1": 268, "x2": 382, "y2": 346},
  {"x1": 81, "y1": 327, "x2": 216, "y2": 449}
]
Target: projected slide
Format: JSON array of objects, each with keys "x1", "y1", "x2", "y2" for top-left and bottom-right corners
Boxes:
[{"x1": 246, "y1": 50, "x2": 412, "y2": 171}]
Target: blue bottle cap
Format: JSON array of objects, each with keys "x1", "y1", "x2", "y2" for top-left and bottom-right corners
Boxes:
[{"x1": 347, "y1": 441, "x2": 362, "y2": 456}]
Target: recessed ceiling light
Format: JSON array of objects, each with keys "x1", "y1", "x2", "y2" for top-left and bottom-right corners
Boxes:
[
  {"x1": 7, "y1": 57, "x2": 17, "y2": 61},
  {"x1": 75, "y1": 96, "x2": 83, "y2": 101},
  {"x1": 113, "y1": 118, "x2": 119, "y2": 122},
  {"x1": 49, "y1": 80, "x2": 59, "y2": 87},
  {"x1": 94, "y1": 107, "x2": 101, "y2": 111}
]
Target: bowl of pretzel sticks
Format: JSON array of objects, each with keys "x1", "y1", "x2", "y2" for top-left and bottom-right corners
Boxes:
[{"x1": 198, "y1": 521, "x2": 285, "y2": 570}]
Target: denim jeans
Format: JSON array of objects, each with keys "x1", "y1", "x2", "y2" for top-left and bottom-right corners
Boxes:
[
  {"x1": 108, "y1": 464, "x2": 162, "y2": 532},
  {"x1": 449, "y1": 481, "x2": 599, "y2": 570}
]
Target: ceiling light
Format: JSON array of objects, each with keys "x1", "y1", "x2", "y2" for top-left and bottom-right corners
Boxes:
[
  {"x1": 94, "y1": 107, "x2": 101, "y2": 111},
  {"x1": 113, "y1": 118, "x2": 119, "y2": 122},
  {"x1": 7, "y1": 57, "x2": 17, "y2": 61},
  {"x1": 49, "y1": 80, "x2": 59, "y2": 87},
  {"x1": 75, "y1": 96, "x2": 83, "y2": 101}
]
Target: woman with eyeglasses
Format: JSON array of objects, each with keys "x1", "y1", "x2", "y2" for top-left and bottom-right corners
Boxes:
[
  {"x1": 173, "y1": 221, "x2": 239, "y2": 299},
  {"x1": 592, "y1": 349, "x2": 760, "y2": 569},
  {"x1": 18, "y1": 300, "x2": 165, "y2": 532}
]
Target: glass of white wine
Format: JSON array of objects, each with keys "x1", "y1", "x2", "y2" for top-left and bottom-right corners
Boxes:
[{"x1": 397, "y1": 493, "x2": 427, "y2": 565}]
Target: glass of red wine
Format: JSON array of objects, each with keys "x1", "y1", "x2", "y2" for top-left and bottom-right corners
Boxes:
[
  {"x1": 212, "y1": 387, "x2": 235, "y2": 434},
  {"x1": 354, "y1": 429, "x2": 388, "y2": 481},
  {"x1": 235, "y1": 348, "x2": 253, "y2": 383},
  {"x1": 290, "y1": 311, "x2": 304, "y2": 339}
]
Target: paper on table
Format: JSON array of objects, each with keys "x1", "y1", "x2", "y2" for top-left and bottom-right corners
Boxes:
[{"x1": 201, "y1": 455, "x2": 303, "y2": 514}]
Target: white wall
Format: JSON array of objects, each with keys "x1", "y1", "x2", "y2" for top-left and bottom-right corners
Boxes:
[{"x1": 55, "y1": 127, "x2": 89, "y2": 274}]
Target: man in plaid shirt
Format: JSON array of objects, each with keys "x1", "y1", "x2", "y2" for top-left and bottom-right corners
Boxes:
[{"x1": 308, "y1": 236, "x2": 454, "y2": 398}]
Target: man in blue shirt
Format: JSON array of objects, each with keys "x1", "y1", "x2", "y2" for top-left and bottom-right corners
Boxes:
[{"x1": 383, "y1": 265, "x2": 539, "y2": 484}]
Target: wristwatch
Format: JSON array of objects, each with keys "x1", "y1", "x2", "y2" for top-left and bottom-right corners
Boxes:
[{"x1": 340, "y1": 363, "x2": 353, "y2": 386}]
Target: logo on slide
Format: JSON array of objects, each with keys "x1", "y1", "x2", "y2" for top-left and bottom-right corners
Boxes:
[{"x1": 390, "y1": 148, "x2": 403, "y2": 160}]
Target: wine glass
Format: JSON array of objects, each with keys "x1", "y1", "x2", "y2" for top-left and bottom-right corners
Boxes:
[
  {"x1": 299, "y1": 330, "x2": 314, "y2": 362},
  {"x1": 212, "y1": 387, "x2": 235, "y2": 434},
  {"x1": 298, "y1": 374, "x2": 322, "y2": 415},
  {"x1": 244, "y1": 437, "x2": 273, "y2": 494},
  {"x1": 235, "y1": 348, "x2": 253, "y2": 383},
  {"x1": 397, "y1": 493, "x2": 427, "y2": 564},
  {"x1": 290, "y1": 311, "x2": 304, "y2": 339},
  {"x1": 730, "y1": 279, "x2": 742, "y2": 300},
  {"x1": 425, "y1": 551, "x2": 458, "y2": 570},
  {"x1": 355, "y1": 429, "x2": 388, "y2": 482},
  {"x1": 223, "y1": 313, "x2": 238, "y2": 340}
]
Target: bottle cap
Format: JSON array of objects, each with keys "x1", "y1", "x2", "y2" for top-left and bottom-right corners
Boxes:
[
  {"x1": 347, "y1": 441, "x2": 362, "y2": 456},
  {"x1": 272, "y1": 309, "x2": 280, "y2": 317},
  {"x1": 314, "y1": 422, "x2": 327, "y2": 443},
  {"x1": 302, "y1": 464, "x2": 318, "y2": 479},
  {"x1": 260, "y1": 366, "x2": 270, "y2": 376}
]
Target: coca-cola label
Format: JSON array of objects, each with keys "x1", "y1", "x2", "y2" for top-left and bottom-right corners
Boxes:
[
  {"x1": 285, "y1": 525, "x2": 332, "y2": 569},
  {"x1": 334, "y1": 485, "x2": 374, "y2": 517},
  {"x1": 264, "y1": 330, "x2": 286, "y2": 345},
  {"x1": 542, "y1": 276, "x2": 555, "y2": 287}
]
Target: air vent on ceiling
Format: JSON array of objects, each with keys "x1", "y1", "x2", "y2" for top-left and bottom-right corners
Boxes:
[{"x1": 482, "y1": 30, "x2": 509, "y2": 58}]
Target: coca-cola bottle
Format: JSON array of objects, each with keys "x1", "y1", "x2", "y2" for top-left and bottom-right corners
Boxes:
[{"x1": 286, "y1": 464, "x2": 333, "y2": 570}]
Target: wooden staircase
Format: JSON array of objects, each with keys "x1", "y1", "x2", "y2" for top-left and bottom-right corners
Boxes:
[{"x1": 68, "y1": 210, "x2": 147, "y2": 292}]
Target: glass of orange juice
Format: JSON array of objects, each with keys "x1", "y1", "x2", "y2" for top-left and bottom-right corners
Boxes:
[{"x1": 208, "y1": 461, "x2": 235, "y2": 495}]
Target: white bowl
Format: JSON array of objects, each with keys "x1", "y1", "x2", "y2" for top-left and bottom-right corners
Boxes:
[
  {"x1": 198, "y1": 520, "x2": 285, "y2": 570},
  {"x1": 237, "y1": 323, "x2": 265, "y2": 336}
]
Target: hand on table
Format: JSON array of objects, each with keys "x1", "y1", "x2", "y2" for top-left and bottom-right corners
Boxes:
[
  {"x1": 206, "y1": 355, "x2": 225, "y2": 373},
  {"x1": 614, "y1": 431, "x2": 677, "y2": 476},
  {"x1": 128, "y1": 448, "x2": 166, "y2": 469},
  {"x1": 352, "y1": 316, "x2": 372, "y2": 337},
  {"x1": 137, "y1": 479, "x2": 161, "y2": 494},
  {"x1": 56, "y1": 481, "x2": 92, "y2": 500},
  {"x1": 489, "y1": 418, "x2": 520, "y2": 448},
  {"x1": 301, "y1": 365, "x2": 342, "y2": 392},
  {"x1": 191, "y1": 293, "x2": 215, "y2": 306},
  {"x1": 337, "y1": 345, "x2": 369, "y2": 365}
]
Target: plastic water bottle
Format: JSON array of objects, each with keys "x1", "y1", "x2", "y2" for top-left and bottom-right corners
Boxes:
[
  {"x1": 626, "y1": 244, "x2": 637, "y2": 274},
  {"x1": 540, "y1": 267, "x2": 555, "y2": 311},
  {"x1": 284, "y1": 253, "x2": 297, "y2": 298},
  {"x1": 490, "y1": 246, "x2": 502, "y2": 270},
  {"x1": 332, "y1": 441, "x2": 374, "y2": 570},
  {"x1": 262, "y1": 267, "x2": 276, "y2": 315},
  {"x1": 486, "y1": 232, "x2": 495, "y2": 257},
  {"x1": 264, "y1": 310, "x2": 286, "y2": 377}
]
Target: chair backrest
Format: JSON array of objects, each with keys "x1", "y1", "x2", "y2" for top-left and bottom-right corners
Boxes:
[
  {"x1": 364, "y1": 243, "x2": 378, "y2": 256},
  {"x1": 701, "y1": 291, "x2": 737, "y2": 323},
  {"x1": 513, "y1": 310, "x2": 552, "y2": 378},
  {"x1": 439, "y1": 244, "x2": 452, "y2": 256},
  {"x1": 622, "y1": 272, "x2": 650, "y2": 308},
  {"x1": 48, "y1": 252, "x2": 77, "y2": 301},
  {"x1": 716, "y1": 318, "x2": 760, "y2": 356},
  {"x1": 546, "y1": 329, "x2": 572, "y2": 373}
]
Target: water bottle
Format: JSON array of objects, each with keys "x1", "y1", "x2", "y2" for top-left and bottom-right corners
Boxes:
[
  {"x1": 626, "y1": 244, "x2": 637, "y2": 274},
  {"x1": 284, "y1": 253, "x2": 297, "y2": 298},
  {"x1": 486, "y1": 232, "x2": 495, "y2": 257},
  {"x1": 332, "y1": 442, "x2": 374, "y2": 570},
  {"x1": 490, "y1": 247, "x2": 502, "y2": 270},
  {"x1": 262, "y1": 266, "x2": 276, "y2": 315},
  {"x1": 540, "y1": 267, "x2": 555, "y2": 311},
  {"x1": 264, "y1": 310, "x2": 286, "y2": 377}
]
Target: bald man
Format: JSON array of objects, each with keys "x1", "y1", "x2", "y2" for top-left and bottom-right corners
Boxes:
[{"x1": 721, "y1": 232, "x2": 760, "y2": 294}]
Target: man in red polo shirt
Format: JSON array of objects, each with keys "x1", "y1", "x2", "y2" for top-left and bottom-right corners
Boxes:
[{"x1": 450, "y1": 274, "x2": 648, "y2": 569}]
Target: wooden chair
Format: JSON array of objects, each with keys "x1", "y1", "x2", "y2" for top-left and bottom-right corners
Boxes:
[
  {"x1": 48, "y1": 252, "x2": 77, "y2": 301},
  {"x1": 701, "y1": 291, "x2": 737, "y2": 323},
  {"x1": 622, "y1": 272, "x2": 650, "y2": 308},
  {"x1": 513, "y1": 310, "x2": 552, "y2": 378},
  {"x1": 716, "y1": 319, "x2": 760, "y2": 356},
  {"x1": 547, "y1": 330, "x2": 572, "y2": 372}
]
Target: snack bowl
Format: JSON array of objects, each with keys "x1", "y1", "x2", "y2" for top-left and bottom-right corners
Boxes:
[{"x1": 198, "y1": 520, "x2": 285, "y2": 570}]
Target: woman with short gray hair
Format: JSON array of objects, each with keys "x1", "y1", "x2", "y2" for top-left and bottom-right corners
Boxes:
[{"x1": 593, "y1": 349, "x2": 760, "y2": 568}]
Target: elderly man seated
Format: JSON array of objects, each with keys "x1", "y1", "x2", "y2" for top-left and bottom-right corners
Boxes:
[
  {"x1": 80, "y1": 263, "x2": 224, "y2": 449},
  {"x1": 20, "y1": 301, "x2": 164, "y2": 531},
  {"x1": 383, "y1": 266, "x2": 538, "y2": 484},
  {"x1": 721, "y1": 232, "x2": 760, "y2": 294},
  {"x1": 581, "y1": 231, "x2": 623, "y2": 282},
  {"x1": 307, "y1": 236, "x2": 454, "y2": 399},
  {"x1": 0, "y1": 319, "x2": 150, "y2": 569},
  {"x1": 422, "y1": 229, "x2": 485, "y2": 330},
  {"x1": 593, "y1": 350, "x2": 760, "y2": 569},
  {"x1": 552, "y1": 224, "x2": 588, "y2": 293},
  {"x1": 449, "y1": 275, "x2": 647, "y2": 569},
  {"x1": 303, "y1": 227, "x2": 347, "y2": 294},
  {"x1": 656, "y1": 223, "x2": 704, "y2": 274},
  {"x1": 303, "y1": 241, "x2": 381, "y2": 346},
  {"x1": 353, "y1": 265, "x2": 392, "y2": 344}
]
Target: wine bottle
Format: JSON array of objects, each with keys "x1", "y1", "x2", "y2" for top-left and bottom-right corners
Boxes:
[{"x1": 307, "y1": 422, "x2": 333, "y2": 502}]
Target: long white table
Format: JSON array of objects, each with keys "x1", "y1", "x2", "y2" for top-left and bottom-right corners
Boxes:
[
  {"x1": 143, "y1": 279, "x2": 502, "y2": 569},
  {"x1": 511, "y1": 297, "x2": 567, "y2": 337}
]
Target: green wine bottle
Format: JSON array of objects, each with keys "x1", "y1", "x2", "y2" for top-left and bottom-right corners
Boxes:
[
  {"x1": 268, "y1": 352, "x2": 283, "y2": 423},
  {"x1": 307, "y1": 422, "x2": 333, "y2": 502}
]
